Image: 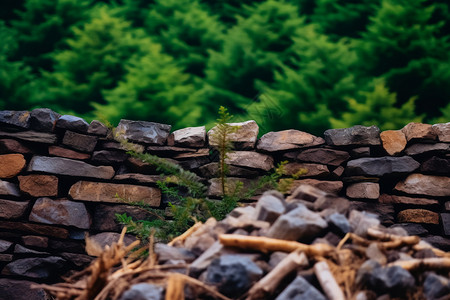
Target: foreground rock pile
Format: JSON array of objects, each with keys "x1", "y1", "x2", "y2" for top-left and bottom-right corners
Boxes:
[{"x1": 39, "y1": 185, "x2": 450, "y2": 300}]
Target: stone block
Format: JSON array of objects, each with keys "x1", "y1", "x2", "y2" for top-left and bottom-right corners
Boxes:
[
  {"x1": 257, "y1": 130, "x2": 324, "y2": 152},
  {"x1": 283, "y1": 162, "x2": 329, "y2": 178},
  {"x1": 225, "y1": 151, "x2": 274, "y2": 171},
  {"x1": 394, "y1": 173, "x2": 450, "y2": 197},
  {"x1": 0, "y1": 130, "x2": 57, "y2": 143},
  {"x1": 346, "y1": 156, "x2": 419, "y2": 176},
  {"x1": 432, "y1": 122, "x2": 450, "y2": 142},
  {"x1": 397, "y1": 209, "x2": 439, "y2": 224},
  {"x1": 346, "y1": 182, "x2": 380, "y2": 199},
  {"x1": 92, "y1": 150, "x2": 128, "y2": 164},
  {"x1": 88, "y1": 120, "x2": 109, "y2": 136},
  {"x1": 284, "y1": 148, "x2": 350, "y2": 166},
  {"x1": 0, "y1": 221, "x2": 69, "y2": 238},
  {"x1": 2, "y1": 256, "x2": 66, "y2": 279},
  {"x1": 324, "y1": 125, "x2": 381, "y2": 146},
  {"x1": 0, "y1": 199, "x2": 29, "y2": 219},
  {"x1": 168, "y1": 126, "x2": 206, "y2": 148},
  {"x1": 0, "y1": 154, "x2": 26, "y2": 178},
  {"x1": 48, "y1": 145, "x2": 91, "y2": 160},
  {"x1": 405, "y1": 143, "x2": 450, "y2": 155},
  {"x1": 420, "y1": 156, "x2": 450, "y2": 175},
  {"x1": 289, "y1": 179, "x2": 343, "y2": 195},
  {"x1": 401, "y1": 122, "x2": 436, "y2": 141},
  {"x1": 22, "y1": 235, "x2": 49, "y2": 248},
  {"x1": 380, "y1": 130, "x2": 407, "y2": 155},
  {"x1": 209, "y1": 120, "x2": 259, "y2": 149},
  {"x1": 378, "y1": 194, "x2": 439, "y2": 206},
  {"x1": 62, "y1": 130, "x2": 98, "y2": 152},
  {"x1": 0, "y1": 180, "x2": 20, "y2": 197},
  {"x1": 116, "y1": 119, "x2": 171, "y2": 145},
  {"x1": 18, "y1": 174, "x2": 58, "y2": 197},
  {"x1": 30, "y1": 108, "x2": 60, "y2": 132},
  {"x1": 0, "y1": 138, "x2": 32, "y2": 154},
  {"x1": 55, "y1": 114, "x2": 89, "y2": 132}
]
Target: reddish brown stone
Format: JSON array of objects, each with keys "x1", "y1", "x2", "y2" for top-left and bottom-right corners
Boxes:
[
  {"x1": 48, "y1": 145, "x2": 91, "y2": 160},
  {"x1": 225, "y1": 151, "x2": 274, "y2": 171},
  {"x1": 0, "y1": 139, "x2": 32, "y2": 154},
  {"x1": 113, "y1": 173, "x2": 163, "y2": 184},
  {"x1": 284, "y1": 148, "x2": 350, "y2": 166},
  {"x1": 18, "y1": 174, "x2": 58, "y2": 197},
  {"x1": 22, "y1": 235, "x2": 49, "y2": 248},
  {"x1": 401, "y1": 122, "x2": 436, "y2": 141},
  {"x1": 0, "y1": 154, "x2": 26, "y2": 178},
  {"x1": 289, "y1": 179, "x2": 343, "y2": 195},
  {"x1": 0, "y1": 221, "x2": 69, "y2": 239},
  {"x1": 257, "y1": 130, "x2": 325, "y2": 152},
  {"x1": 380, "y1": 130, "x2": 407, "y2": 156},
  {"x1": 346, "y1": 182, "x2": 380, "y2": 199},
  {"x1": 0, "y1": 199, "x2": 29, "y2": 219},
  {"x1": 379, "y1": 194, "x2": 439, "y2": 206},
  {"x1": 397, "y1": 209, "x2": 439, "y2": 224}
]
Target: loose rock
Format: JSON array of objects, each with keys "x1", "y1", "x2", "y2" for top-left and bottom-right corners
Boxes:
[
  {"x1": 119, "y1": 283, "x2": 163, "y2": 300},
  {"x1": 276, "y1": 275, "x2": 326, "y2": 300},
  {"x1": 116, "y1": 119, "x2": 171, "y2": 145},
  {"x1": 209, "y1": 120, "x2": 259, "y2": 149}
]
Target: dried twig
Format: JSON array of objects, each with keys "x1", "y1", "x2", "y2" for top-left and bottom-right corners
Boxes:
[
  {"x1": 388, "y1": 257, "x2": 450, "y2": 271},
  {"x1": 168, "y1": 221, "x2": 203, "y2": 246},
  {"x1": 314, "y1": 261, "x2": 346, "y2": 300},
  {"x1": 165, "y1": 273, "x2": 185, "y2": 300}
]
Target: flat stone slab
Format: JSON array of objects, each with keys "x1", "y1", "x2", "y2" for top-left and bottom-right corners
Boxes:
[
  {"x1": 209, "y1": 120, "x2": 259, "y2": 149},
  {"x1": 420, "y1": 156, "x2": 450, "y2": 175},
  {"x1": 0, "y1": 138, "x2": 32, "y2": 154},
  {"x1": 0, "y1": 199, "x2": 30, "y2": 219},
  {"x1": 93, "y1": 204, "x2": 157, "y2": 232},
  {"x1": 283, "y1": 162, "x2": 329, "y2": 178},
  {"x1": 48, "y1": 145, "x2": 91, "y2": 160},
  {"x1": 397, "y1": 209, "x2": 439, "y2": 224},
  {"x1": 62, "y1": 131, "x2": 98, "y2": 152},
  {"x1": 0, "y1": 130, "x2": 57, "y2": 144},
  {"x1": 0, "y1": 279, "x2": 51, "y2": 300},
  {"x1": 0, "y1": 180, "x2": 21, "y2": 197},
  {"x1": 284, "y1": 148, "x2": 350, "y2": 166},
  {"x1": 257, "y1": 130, "x2": 324, "y2": 152},
  {"x1": 346, "y1": 156, "x2": 420, "y2": 176},
  {"x1": 69, "y1": 181, "x2": 161, "y2": 206},
  {"x1": 0, "y1": 221, "x2": 69, "y2": 239},
  {"x1": 379, "y1": 194, "x2": 439, "y2": 206},
  {"x1": 198, "y1": 163, "x2": 260, "y2": 178},
  {"x1": 29, "y1": 197, "x2": 91, "y2": 229},
  {"x1": 18, "y1": 174, "x2": 58, "y2": 197},
  {"x1": 225, "y1": 151, "x2": 274, "y2": 171},
  {"x1": 116, "y1": 119, "x2": 171, "y2": 145},
  {"x1": 324, "y1": 125, "x2": 381, "y2": 146},
  {"x1": 168, "y1": 126, "x2": 206, "y2": 148},
  {"x1": 289, "y1": 179, "x2": 343, "y2": 195},
  {"x1": 88, "y1": 120, "x2": 109, "y2": 136},
  {"x1": 405, "y1": 143, "x2": 450, "y2": 155},
  {"x1": 113, "y1": 173, "x2": 163, "y2": 184},
  {"x1": 28, "y1": 156, "x2": 115, "y2": 179},
  {"x1": 394, "y1": 173, "x2": 450, "y2": 197},
  {"x1": 346, "y1": 182, "x2": 380, "y2": 199},
  {"x1": 0, "y1": 154, "x2": 26, "y2": 178},
  {"x1": 2, "y1": 256, "x2": 66, "y2": 279},
  {"x1": 0, "y1": 110, "x2": 30, "y2": 128}
]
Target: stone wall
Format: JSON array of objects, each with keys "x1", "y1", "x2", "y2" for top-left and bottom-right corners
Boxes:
[{"x1": 0, "y1": 108, "x2": 449, "y2": 298}]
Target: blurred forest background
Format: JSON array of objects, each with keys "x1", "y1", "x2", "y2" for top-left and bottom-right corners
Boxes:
[{"x1": 0, "y1": 0, "x2": 449, "y2": 135}]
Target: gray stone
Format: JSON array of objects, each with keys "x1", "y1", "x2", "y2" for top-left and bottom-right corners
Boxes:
[
  {"x1": 225, "y1": 151, "x2": 274, "y2": 171},
  {"x1": 287, "y1": 184, "x2": 329, "y2": 202},
  {"x1": 267, "y1": 204, "x2": 327, "y2": 241},
  {"x1": 154, "y1": 243, "x2": 196, "y2": 263},
  {"x1": 346, "y1": 156, "x2": 420, "y2": 176},
  {"x1": 0, "y1": 110, "x2": 30, "y2": 128},
  {"x1": 93, "y1": 204, "x2": 156, "y2": 232},
  {"x1": 269, "y1": 251, "x2": 288, "y2": 268},
  {"x1": 0, "y1": 180, "x2": 20, "y2": 197},
  {"x1": 255, "y1": 192, "x2": 285, "y2": 223},
  {"x1": 88, "y1": 120, "x2": 109, "y2": 136},
  {"x1": 346, "y1": 182, "x2": 380, "y2": 199},
  {"x1": 28, "y1": 156, "x2": 115, "y2": 179},
  {"x1": 29, "y1": 198, "x2": 91, "y2": 229},
  {"x1": 92, "y1": 150, "x2": 128, "y2": 164},
  {"x1": 116, "y1": 119, "x2": 171, "y2": 145},
  {"x1": 119, "y1": 283, "x2": 163, "y2": 300},
  {"x1": 168, "y1": 126, "x2": 206, "y2": 148},
  {"x1": 389, "y1": 223, "x2": 429, "y2": 236},
  {"x1": 0, "y1": 199, "x2": 29, "y2": 218},
  {"x1": 113, "y1": 173, "x2": 163, "y2": 184},
  {"x1": 356, "y1": 259, "x2": 381, "y2": 286},
  {"x1": 441, "y1": 213, "x2": 450, "y2": 236},
  {"x1": 206, "y1": 254, "x2": 263, "y2": 298},
  {"x1": 55, "y1": 114, "x2": 89, "y2": 132},
  {"x1": 0, "y1": 221, "x2": 69, "y2": 239},
  {"x1": 405, "y1": 143, "x2": 450, "y2": 155},
  {"x1": 327, "y1": 213, "x2": 351, "y2": 234},
  {"x1": 379, "y1": 194, "x2": 439, "y2": 206},
  {"x1": 276, "y1": 276, "x2": 326, "y2": 300},
  {"x1": 2, "y1": 256, "x2": 66, "y2": 279},
  {"x1": 423, "y1": 236, "x2": 450, "y2": 251},
  {"x1": 87, "y1": 232, "x2": 137, "y2": 252},
  {"x1": 0, "y1": 130, "x2": 57, "y2": 144},
  {"x1": 0, "y1": 239, "x2": 13, "y2": 252},
  {"x1": 14, "y1": 244, "x2": 49, "y2": 255},
  {"x1": 420, "y1": 156, "x2": 450, "y2": 175},
  {"x1": 209, "y1": 120, "x2": 259, "y2": 149},
  {"x1": 314, "y1": 196, "x2": 350, "y2": 214},
  {"x1": 198, "y1": 162, "x2": 260, "y2": 178},
  {"x1": 30, "y1": 108, "x2": 60, "y2": 132},
  {"x1": 349, "y1": 210, "x2": 380, "y2": 237},
  {"x1": 432, "y1": 122, "x2": 450, "y2": 142},
  {"x1": 324, "y1": 125, "x2": 381, "y2": 146},
  {"x1": 350, "y1": 147, "x2": 371, "y2": 158},
  {"x1": 423, "y1": 272, "x2": 450, "y2": 300},
  {"x1": 349, "y1": 202, "x2": 394, "y2": 226},
  {"x1": 257, "y1": 130, "x2": 325, "y2": 152},
  {"x1": 189, "y1": 241, "x2": 224, "y2": 275},
  {"x1": 60, "y1": 252, "x2": 94, "y2": 267},
  {"x1": 62, "y1": 130, "x2": 98, "y2": 152},
  {"x1": 285, "y1": 148, "x2": 350, "y2": 166},
  {"x1": 394, "y1": 174, "x2": 450, "y2": 197},
  {"x1": 368, "y1": 266, "x2": 415, "y2": 295},
  {"x1": 0, "y1": 279, "x2": 51, "y2": 300},
  {"x1": 48, "y1": 145, "x2": 91, "y2": 160}
]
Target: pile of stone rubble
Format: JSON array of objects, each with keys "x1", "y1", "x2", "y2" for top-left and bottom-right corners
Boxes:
[{"x1": 39, "y1": 185, "x2": 450, "y2": 300}]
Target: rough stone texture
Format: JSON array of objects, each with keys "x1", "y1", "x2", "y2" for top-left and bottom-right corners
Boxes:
[
  {"x1": 29, "y1": 198, "x2": 91, "y2": 229},
  {"x1": 18, "y1": 175, "x2": 58, "y2": 197},
  {"x1": 207, "y1": 177, "x2": 261, "y2": 198},
  {"x1": 92, "y1": 150, "x2": 128, "y2": 164},
  {"x1": 432, "y1": 122, "x2": 450, "y2": 142},
  {"x1": 93, "y1": 204, "x2": 155, "y2": 232},
  {"x1": 0, "y1": 278, "x2": 51, "y2": 300},
  {"x1": 346, "y1": 182, "x2": 380, "y2": 199},
  {"x1": 205, "y1": 254, "x2": 263, "y2": 298},
  {"x1": 0, "y1": 110, "x2": 30, "y2": 128},
  {"x1": 255, "y1": 192, "x2": 285, "y2": 223},
  {"x1": 69, "y1": 181, "x2": 161, "y2": 206},
  {"x1": 0, "y1": 138, "x2": 32, "y2": 154},
  {"x1": 276, "y1": 275, "x2": 326, "y2": 300},
  {"x1": 405, "y1": 143, "x2": 450, "y2": 155},
  {"x1": 420, "y1": 156, "x2": 450, "y2": 175},
  {"x1": 87, "y1": 232, "x2": 136, "y2": 251},
  {"x1": 0, "y1": 239, "x2": 13, "y2": 252},
  {"x1": 209, "y1": 120, "x2": 259, "y2": 149},
  {"x1": 2, "y1": 256, "x2": 67, "y2": 279},
  {"x1": 423, "y1": 236, "x2": 450, "y2": 251},
  {"x1": 30, "y1": 108, "x2": 60, "y2": 132},
  {"x1": 283, "y1": 162, "x2": 329, "y2": 178},
  {"x1": 55, "y1": 115, "x2": 89, "y2": 132},
  {"x1": 397, "y1": 209, "x2": 440, "y2": 224},
  {"x1": 0, "y1": 180, "x2": 21, "y2": 197},
  {"x1": 48, "y1": 145, "x2": 91, "y2": 160},
  {"x1": 289, "y1": 179, "x2": 343, "y2": 195},
  {"x1": 346, "y1": 156, "x2": 420, "y2": 176},
  {"x1": 327, "y1": 213, "x2": 351, "y2": 234},
  {"x1": 62, "y1": 130, "x2": 98, "y2": 152},
  {"x1": 22, "y1": 235, "x2": 49, "y2": 248},
  {"x1": 168, "y1": 126, "x2": 205, "y2": 148},
  {"x1": 198, "y1": 162, "x2": 260, "y2": 178},
  {"x1": 116, "y1": 119, "x2": 171, "y2": 145},
  {"x1": 119, "y1": 283, "x2": 163, "y2": 300},
  {"x1": 172, "y1": 148, "x2": 210, "y2": 159},
  {"x1": 367, "y1": 266, "x2": 415, "y2": 295},
  {"x1": 225, "y1": 151, "x2": 274, "y2": 171},
  {"x1": 14, "y1": 244, "x2": 49, "y2": 255},
  {"x1": 314, "y1": 195, "x2": 350, "y2": 214},
  {"x1": 88, "y1": 120, "x2": 109, "y2": 136},
  {"x1": 380, "y1": 130, "x2": 407, "y2": 155},
  {"x1": 424, "y1": 272, "x2": 450, "y2": 300},
  {"x1": 0, "y1": 130, "x2": 57, "y2": 143},
  {"x1": 349, "y1": 147, "x2": 371, "y2": 158},
  {"x1": 28, "y1": 156, "x2": 115, "y2": 179},
  {"x1": 0, "y1": 221, "x2": 69, "y2": 239},
  {"x1": 394, "y1": 173, "x2": 450, "y2": 197},
  {"x1": 0, "y1": 199, "x2": 29, "y2": 219},
  {"x1": 401, "y1": 122, "x2": 436, "y2": 141},
  {"x1": 257, "y1": 130, "x2": 324, "y2": 152},
  {"x1": 113, "y1": 173, "x2": 163, "y2": 184},
  {"x1": 324, "y1": 125, "x2": 381, "y2": 146},
  {"x1": 440, "y1": 213, "x2": 450, "y2": 236},
  {"x1": 284, "y1": 148, "x2": 350, "y2": 167},
  {"x1": 349, "y1": 202, "x2": 394, "y2": 226},
  {"x1": 390, "y1": 223, "x2": 428, "y2": 236},
  {"x1": 60, "y1": 252, "x2": 94, "y2": 267},
  {"x1": 0, "y1": 153, "x2": 26, "y2": 178},
  {"x1": 379, "y1": 194, "x2": 439, "y2": 206}
]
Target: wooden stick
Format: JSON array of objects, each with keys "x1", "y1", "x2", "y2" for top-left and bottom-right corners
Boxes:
[
  {"x1": 168, "y1": 221, "x2": 203, "y2": 246},
  {"x1": 314, "y1": 261, "x2": 346, "y2": 300},
  {"x1": 388, "y1": 257, "x2": 450, "y2": 271},
  {"x1": 219, "y1": 234, "x2": 334, "y2": 256},
  {"x1": 246, "y1": 249, "x2": 308, "y2": 300},
  {"x1": 165, "y1": 273, "x2": 185, "y2": 300},
  {"x1": 367, "y1": 228, "x2": 420, "y2": 249}
]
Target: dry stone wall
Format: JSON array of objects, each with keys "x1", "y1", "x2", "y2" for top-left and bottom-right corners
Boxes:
[{"x1": 0, "y1": 108, "x2": 449, "y2": 298}]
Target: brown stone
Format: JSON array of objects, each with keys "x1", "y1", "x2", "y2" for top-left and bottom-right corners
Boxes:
[
  {"x1": 283, "y1": 162, "x2": 329, "y2": 178},
  {"x1": 0, "y1": 154, "x2": 26, "y2": 178},
  {"x1": 91, "y1": 150, "x2": 128, "y2": 164},
  {"x1": 29, "y1": 198, "x2": 91, "y2": 229},
  {"x1": 346, "y1": 182, "x2": 380, "y2": 199},
  {"x1": 0, "y1": 254, "x2": 13, "y2": 262},
  {"x1": 60, "y1": 252, "x2": 94, "y2": 267},
  {"x1": 0, "y1": 199, "x2": 29, "y2": 219},
  {"x1": 0, "y1": 221, "x2": 69, "y2": 238},
  {"x1": 18, "y1": 174, "x2": 58, "y2": 197},
  {"x1": 207, "y1": 177, "x2": 262, "y2": 198},
  {"x1": 48, "y1": 145, "x2": 91, "y2": 160},
  {"x1": 349, "y1": 201, "x2": 395, "y2": 226},
  {"x1": 198, "y1": 163, "x2": 260, "y2": 179},
  {"x1": 69, "y1": 181, "x2": 161, "y2": 206},
  {"x1": 394, "y1": 174, "x2": 450, "y2": 197},
  {"x1": 225, "y1": 151, "x2": 274, "y2": 171},
  {"x1": 432, "y1": 122, "x2": 450, "y2": 142},
  {"x1": 284, "y1": 148, "x2": 350, "y2": 166},
  {"x1": 173, "y1": 148, "x2": 210, "y2": 159},
  {"x1": 0, "y1": 139, "x2": 32, "y2": 154},
  {"x1": 113, "y1": 173, "x2": 164, "y2": 184},
  {"x1": 0, "y1": 278, "x2": 51, "y2": 300},
  {"x1": 379, "y1": 194, "x2": 439, "y2": 206},
  {"x1": 380, "y1": 130, "x2": 407, "y2": 156},
  {"x1": 257, "y1": 130, "x2": 325, "y2": 152},
  {"x1": 168, "y1": 126, "x2": 206, "y2": 148},
  {"x1": 209, "y1": 120, "x2": 259, "y2": 149},
  {"x1": 289, "y1": 179, "x2": 343, "y2": 195},
  {"x1": 401, "y1": 122, "x2": 436, "y2": 141},
  {"x1": 22, "y1": 235, "x2": 49, "y2": 248},
  {"x1": 62, "y1": 130, "x2": 98, "y2": 152},
  {"x1": 0, "y1": 180, "x2": 20, "y2": 197},
  {"x1": 397, "y1": 209, "x2": 439, "y2": 224}
]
